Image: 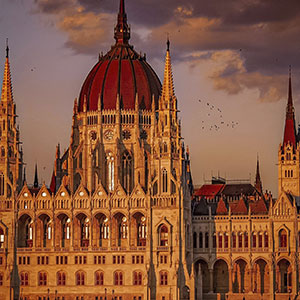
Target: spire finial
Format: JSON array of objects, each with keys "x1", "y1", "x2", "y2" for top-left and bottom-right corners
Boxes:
[
  {"x1": 114, "y1": 0, "x2": 130, "y2": 44},
  {"x1": 6, "y1": 38, "x2": 9, "y2": 59},
  {"x1": 166, "y1": 33, "x2": 170, "y2": 52},
  {"x1": 283, "y1": 65, "x2": 297, "y2": 146},
  {"x1": 255, "y1": 155, "x2": 263, "y2": 194},
  {"x1": 34, "y1": 163, "x2": 39, "y2": 188}
]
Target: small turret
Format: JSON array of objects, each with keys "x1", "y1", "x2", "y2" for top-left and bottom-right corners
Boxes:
[
  {"x1": 33, "y1": 164, "x2": 39, "y2": 188},
  {"x1": 255, "y1": 156, "x2": 263, "y2": 194},
  {"x1": 283, "y1": 66, "x2": 297, "y2": 147}
]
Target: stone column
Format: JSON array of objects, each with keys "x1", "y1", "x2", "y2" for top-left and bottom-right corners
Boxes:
[{"x1": 209, "y1": 269, "x2": 214, "y2": 293}]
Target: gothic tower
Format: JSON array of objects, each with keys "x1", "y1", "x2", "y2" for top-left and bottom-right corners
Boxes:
[
  {"x1": 0, "y1": 43, "x2": 23, "y2": 300},
  {"x1": 278, "y1": 67, "x2": 300, "y2": 197},
  {"x1": 0, "y1": 43, "x2": 23, "y2": 200}
]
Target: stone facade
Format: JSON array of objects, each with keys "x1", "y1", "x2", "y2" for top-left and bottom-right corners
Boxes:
[{"x1": 0, "y1": 1, "x2": 194, "y2": 300}]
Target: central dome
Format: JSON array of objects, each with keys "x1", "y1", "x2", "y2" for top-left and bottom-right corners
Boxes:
[{"x1": 78, "y1": 0, "x2": 161, "y2": 112}]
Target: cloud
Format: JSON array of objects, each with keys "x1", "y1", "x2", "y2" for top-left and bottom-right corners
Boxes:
[
  {"x1": 31, "y1": 0, "x2": 300, "y2": 101},
  {"x1": 208, "y1": 50, "x2": 287, "y2": 102}
]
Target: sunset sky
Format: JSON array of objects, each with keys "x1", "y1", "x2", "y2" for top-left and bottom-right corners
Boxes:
[{"x1": 1, "y1": 0, "x2": 300, "y2": 196}]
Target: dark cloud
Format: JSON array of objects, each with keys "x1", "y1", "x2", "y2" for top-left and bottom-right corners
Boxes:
[{"x1": 32, "y1": 0, "x2": 300, "y2": 101}]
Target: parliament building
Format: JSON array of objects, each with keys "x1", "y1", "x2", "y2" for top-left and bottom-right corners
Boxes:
[{"x1": 0, "y1": 1, "x2": 299, "y2": 300}]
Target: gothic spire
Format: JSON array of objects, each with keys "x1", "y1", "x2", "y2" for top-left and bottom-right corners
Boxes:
[
  {"x1": 114, "y1": 0, "x2": 130, "y2": 45},
  {"x1": 254, "y1": 155, "x2": 263, "y2": 194},
  {"x1": 34, "y1": 163, "x2": 39, "y2": 188},
  {"x1": 1, "y1": 39, "x2": 13, "y2": 103},
  {"x1": 283, "y1": 66, "x2": 297, "y2": 146},
  {"x1": 161, "y1": 39, "x2": 175, "y2": 102}
]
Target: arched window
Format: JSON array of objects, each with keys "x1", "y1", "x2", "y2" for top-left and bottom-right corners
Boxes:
[
  {"x1": 218, "y1": 234, "x2": 223, "y2": 248},
  {"x1": 279, "y1": 229, "x2": 287, "y2": 248},
  {"x1": 193, "y1": 232, "x2": 197, "y2": 248},
  {"x1": 232, "y1": 233, "x2": 236, "y2": 248},
  {"x1": 159, "y1": 225, "x2": 168, "y2": 246},
  {"x1": 137, "y1": 217, "x2": 146, "y2": 246},
  {"x1": 133, "y1": 271, "x2": 142, "y2": 285},
  {"x1": 122, "y1": 151, "x2": 133, "y2": 193},
  {"x1": 252, "y1": 233, "x2": 257, "y2": 248},
  {"x1": 264, "y1": 232, "x2": 269, "y2": 248},
  {"x1": 0, "y1": 273, "x2": 3, "y2": 286},
  {"x1": 80, "y1": 218, "x2": 89, "y2": 247},
  {"x1": 0, "y1": 227, "x2": 4, "y2": 248},
  {"x1": 162, "y1": 168, "x2": 168, "y2": 193},
  {"x1": 57, "y1": 271, "x2": 66, "y2": 286},
  {"x1": 224, "y1": 233, "x2": 228, "y2": 248},
  {"x1": 20, "y1": 272, "x2": 29, "y2": 286},
  {"x1": 238, "y1": 233, "x2": 243, "y2": 248},
  {"x1": 100, "y1": 219, "x2": 109, "y2": 241},
  {"x1": 258, "y1": 233, "x2": 263, "y2": 248},
  {"x1": 199, "y1": 232, "x2": 203, "y2": 248},
  {"x1": 244, "y1": 232, "x2": 249, "y2": 248},
  {"x1": 114, "y1": 271, "x2": 123, "y2": 285},
  {"x1": 119, "y1": 217, "x2": 128, "y2": 239},
  {"x1": 1, "y1": 147, "x2": 4, "y2": 157},
  {"x1": 205, "y1": 232, "x2": 209, "y2": 248},
  {"x1": 95, "y1": 271, "x2": 104, "y2": 285},
  {"x1": 0, "y1": 173, "x2": 4, "y2": 196},
  {"x1": 106, "y1": 152, "x2": 115, "y2": 192},
  {"x1": 76, "y1": 271, "x2": 85, "y2": 286},
  {"x1": 38, "y1": 272, "x2": 47, "y2": 286},
  {"x1": 160, "y1": 271, "x2": 168, "y2": 285}
]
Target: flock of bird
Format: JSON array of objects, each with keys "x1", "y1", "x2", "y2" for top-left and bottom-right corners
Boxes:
[{"x1": 198, "y1": 99, "x2": 239, "y2": 131}]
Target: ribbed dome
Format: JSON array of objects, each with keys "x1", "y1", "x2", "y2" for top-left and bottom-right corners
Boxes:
[
  {"x1": 78, "y1": 45, "x2": 161, "y2": 112},
  {"x1": 78, "y1": 0, "x2": 161, "y2": 112}
]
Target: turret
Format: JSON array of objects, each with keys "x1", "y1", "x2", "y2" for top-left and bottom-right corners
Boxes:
[
  {"x1": 0, "y1": 41, "x2": 23, "y2": 197},
  {"x1": 278, "y1": 67, "x2": 300, "y2": 196}
]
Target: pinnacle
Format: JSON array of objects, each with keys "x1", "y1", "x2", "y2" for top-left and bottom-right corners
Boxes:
[
  {"x1": 161, "y1": 42, "x2": 175, "y2": 102},
  {"x1": 1, "y1": 52, "x2": 13, "y2": 103}
]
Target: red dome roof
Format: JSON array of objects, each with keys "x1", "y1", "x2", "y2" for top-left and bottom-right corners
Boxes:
[
  {"x1": 79, "y1": 45, "x2": 161, "y2": 111},
  {"x1": 78, "y1": 0, "x2": 161, "y2": 112}
]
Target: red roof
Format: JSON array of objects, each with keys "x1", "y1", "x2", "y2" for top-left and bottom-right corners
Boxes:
[
  {"x1": 231, "y1": 197, "x2": 248, "y2": 214},
  {"x1": 250, "y1": 197, "x2": 268, "y2": 214},
  {"x1": 194, "y1": 184, "x2": 224, "y2": 199},
  {"x1": 216, "y1": 197, "x2": 228, "y2": 215}
]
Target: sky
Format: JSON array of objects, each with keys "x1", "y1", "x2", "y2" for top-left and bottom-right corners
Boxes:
[{"x1": 1, "y1": 0, "x2": 300, "y2": 196}]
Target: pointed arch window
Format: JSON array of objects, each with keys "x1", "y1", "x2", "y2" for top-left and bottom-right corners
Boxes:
[
  {"x1": 199, "y1": 232, "x2": 203, "y2": 248},
  {"x1": 20, "y1": 272, "x2": 29, "y2": 286},
  {"x1": 100, "y1": 218, "x2": 109, "y2": 241},
  {"x1": 0, "y1": 227, "x2": 4, "y2": 248},
  {"x1": 279, "y1": 229, "x2": 287, "y2": 248},
  {"x1": 159, "y1": 225, "x2": 168, "y2": 246},
  {"x1": 95, "y1": 271, "x2": 104, "y2": 285},
  {"x1": 137, "y1": 217, "x2": 146, "y2": 246},
  {"x1": 114, "y1": 271, "x2": 123, "y2": 285},
  {"x1": 38, "y1": 272, "x2": 47, "y2": 286},
  {"x1": 162, "y1": 168, "x2": 168, "y2": 193},
  {"x1": 57, "y1": 271, "x2": 66, "y2": 286},
  {"x1": 133, "y1": 271, "x2": 142, "y2": 285},
  {"x1": 122, "y1": 151, "x2": 133, "y2": 193},
  {"x1": 106, "y1": 152, "x2": 115, "y2": 192},
  {"x1": 76, "y1": 271, "x2": 85, "y2": 286}
]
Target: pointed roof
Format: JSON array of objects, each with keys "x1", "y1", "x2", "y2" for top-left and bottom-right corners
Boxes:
[
  {"x1": 255, "y1": 156, "x2": 263, "y2": 194},
  {"x1": 283, "y1": 66, "x2": 297, "y2": 146},
  {"x1": 34, "y1": 164, "x2": 39, "y2": 188},
  {"x1": 50, "y1": 170, "x2": 56, "y2": 194},
  {"x1": 161, "y1": 39, "x2": 175, "y2": 102},
  {"x1": 1, "y1": 40, "x2": 13, "y2": 103},
  {"x1": 114, "y1": 0, "x2": 130, "y2": 45},
  {"x1": 216, "y1": 197, "x2": 228, "y2": 215},
  {"x1": 231, "y1": 197, "x2": 248, "y2": 214}
]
